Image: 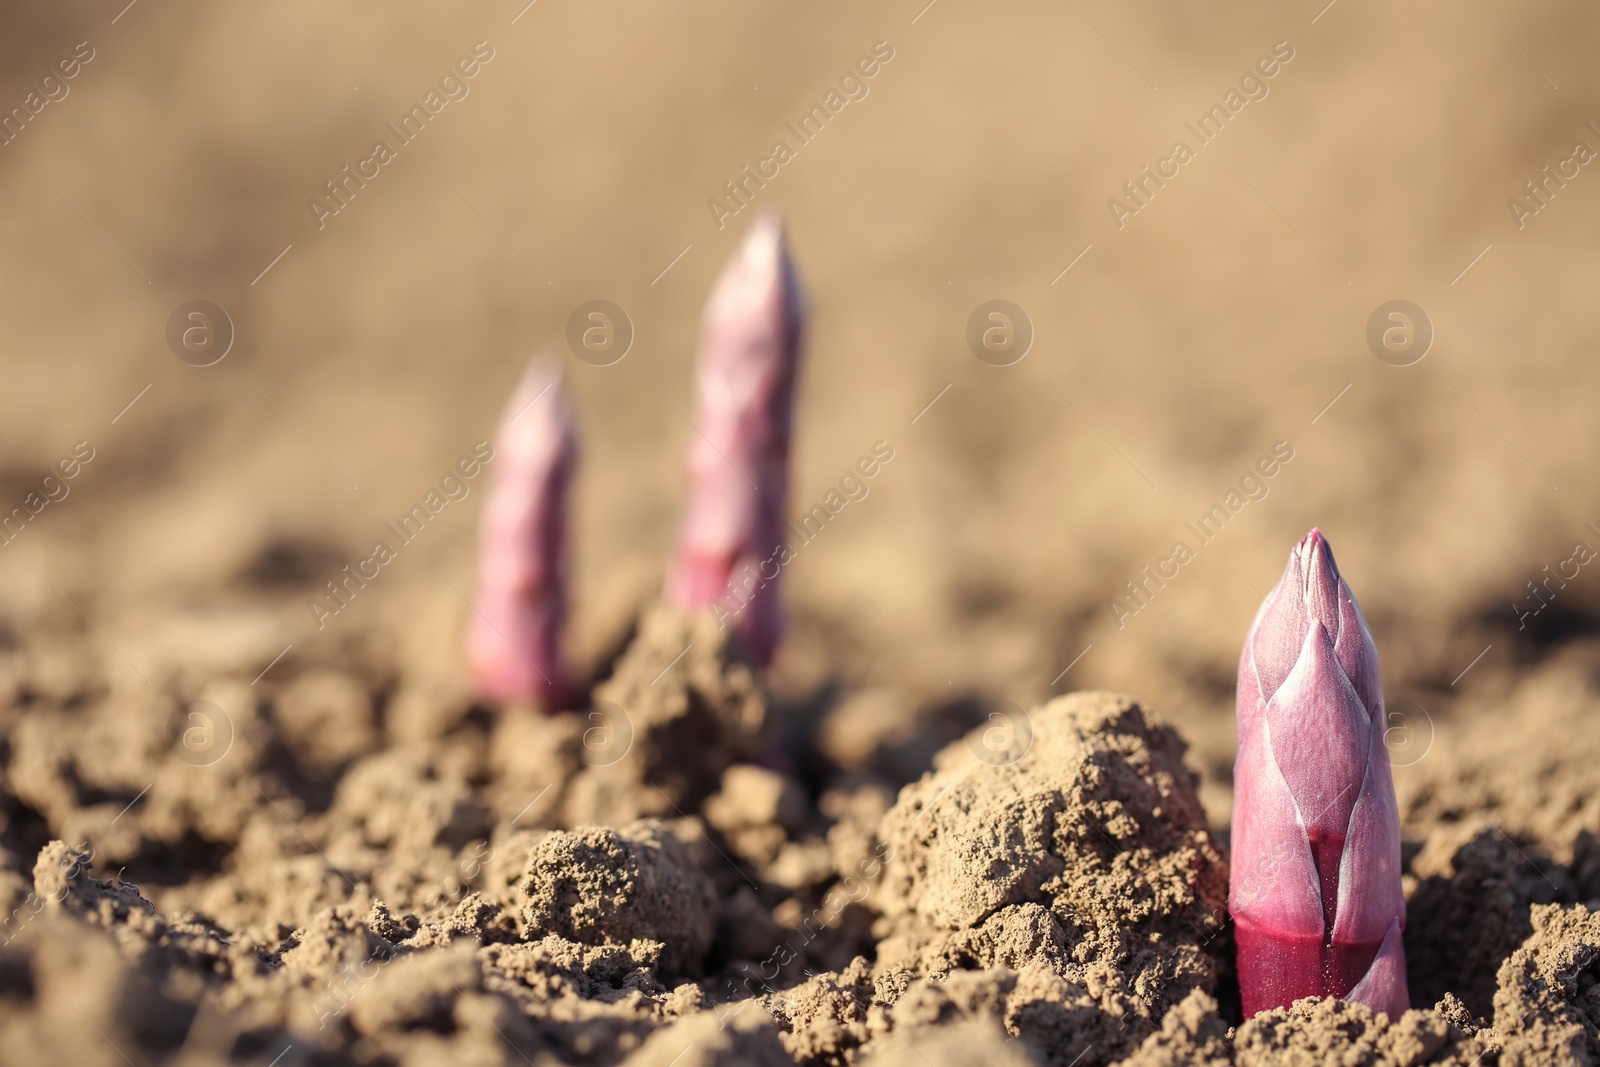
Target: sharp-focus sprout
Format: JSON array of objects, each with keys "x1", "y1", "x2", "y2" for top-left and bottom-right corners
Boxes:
[{"x1": 1231, "y1": 528, "x2": 1409, "y2": 1018}]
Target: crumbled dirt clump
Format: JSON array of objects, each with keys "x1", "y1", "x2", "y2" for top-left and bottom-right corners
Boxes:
[
  {"x1": 856, "y1": 1017, "x2": 1032, "y2": 1066},
  {"x1": 1404, "y1": 826, "x2": 1574, "y2": 1019},
  {"x1": 622, "y1": 1002, "x2": 792, "y2": 1066},
  {"x1": 1491, "y1": 903, "x2": 1600, "y2": 1066},
  {"x1": 1121, "y1": 991, "x2": 1232, "y2": 1067},
  {"x1": 878, "y1": 964, "x2": 1126, "y2": 1065},
  {"x1": 562, "y1": 605, "x2": 766, "y2": 827},
  {"x1": 871, "y1": 691, "x2": 1229, "y2": 1056},
  {"x1": 760, "y1": 955, "x2": 877, "y2": 1062},
  {"x1": 1232, "y1": 997, "x2": 1480, "y2": 1066},
  {"x1": 521, "y1": 819, "x2": 718, "y2": 977}
]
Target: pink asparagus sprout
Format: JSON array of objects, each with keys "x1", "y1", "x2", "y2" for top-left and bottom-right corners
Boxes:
[
  {"x1": 664, "y1": 211, "x2": 805, "y2": 667},
  {"x1": 469, "y1": 359, "x2": 577, "y2": 711},
  {"x1": 1231, "y1": 529, "x2": 1409, "y2": 1018}
]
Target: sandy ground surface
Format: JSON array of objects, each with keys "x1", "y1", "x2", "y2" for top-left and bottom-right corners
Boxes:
[{"x1": 3, "y1": 1, "x2": 1600, "y2": 1064}]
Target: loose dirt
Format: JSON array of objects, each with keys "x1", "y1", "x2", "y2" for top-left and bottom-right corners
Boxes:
[{"x1": 7, "y1": 621, "x2": 1600, "y2": 1065}]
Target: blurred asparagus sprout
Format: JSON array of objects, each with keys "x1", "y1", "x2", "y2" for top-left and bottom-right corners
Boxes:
[
  {"x1": 664, "y1": 211, "x2": 806, "y2": 667},
  {"x1": 469, "y1": 359, "x2": 577, "y2": 711}
]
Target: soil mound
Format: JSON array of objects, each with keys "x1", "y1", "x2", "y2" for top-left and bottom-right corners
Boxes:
[{"x1": 871, "y1": 690, "x2": 1229, "y2": 1055}]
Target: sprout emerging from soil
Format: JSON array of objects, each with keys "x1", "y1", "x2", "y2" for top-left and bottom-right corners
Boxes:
[
  {"x1": 664, "y1": 211, "x2": 806, "y2": 667},
  {"x1": 1231, "y1": 528, "x2": 1409, "y2": 1018},
  {"x1": 469, "y1": 359, "x2": 577, "y2": 710}
]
